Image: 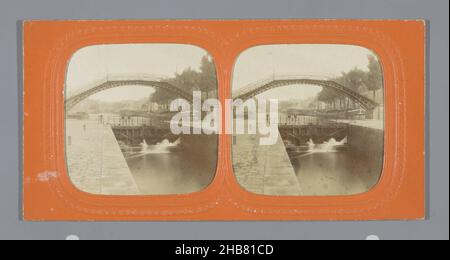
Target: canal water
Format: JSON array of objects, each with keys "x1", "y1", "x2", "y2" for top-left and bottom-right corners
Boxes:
[
  {"x1": 288, "y1": 137, "x2": 383, "y2": 196},
  {"x1": 85, "y1": 113, "x2": 217, "y2": 195},
  {"x1": 120, "y1": 139, "x2": 217, "y2": 195},
  {"x1": 82, "y1": 113, "x2": 382, "y2": 196}
]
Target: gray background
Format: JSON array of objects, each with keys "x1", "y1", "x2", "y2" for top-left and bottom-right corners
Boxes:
[{"x1": 0, "y1": 0, "x2": 448, "y2": 240}]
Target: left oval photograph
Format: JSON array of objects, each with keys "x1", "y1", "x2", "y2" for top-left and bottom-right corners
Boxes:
[{"x1": 64, "y1": 44, "x2": 218, "y2": 196}]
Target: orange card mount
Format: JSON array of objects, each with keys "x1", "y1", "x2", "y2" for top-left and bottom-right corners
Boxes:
[{"x1": 23, "y1": 20, "x2": 426, "y2": 221}]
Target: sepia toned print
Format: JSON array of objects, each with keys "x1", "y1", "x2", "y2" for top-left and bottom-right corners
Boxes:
[
  {"x1": 65, "y1": 44, "x2": 218, "y2": 195},
  {"x1": 24, "y1": 20, "x2": 426, "y2": 221},
  {"x1": 232, "y1": 44, "x2": 384, "y2": 196}
]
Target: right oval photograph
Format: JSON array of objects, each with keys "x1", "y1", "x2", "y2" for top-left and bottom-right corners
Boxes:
[{"x1": 231, "y1": 44, "x2": 384, "y2": 196}]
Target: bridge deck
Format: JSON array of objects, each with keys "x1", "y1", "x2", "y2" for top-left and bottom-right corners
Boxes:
[
  {"x1": 66, "y1": 119, "x2": 141, "y2": 195},
  {"x1": 232, "y1": 127, "x2": 302, "y2": 196}
]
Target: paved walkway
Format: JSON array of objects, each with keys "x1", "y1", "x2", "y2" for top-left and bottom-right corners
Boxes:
[
  {"x1": 232, "y1": 130, "x2": 302, "y2": 196},
  {"x1": 332, "y1": 119, "x2": 384, "y2": 130},
  {"x1": 66, "y1": 119, "x2": 140, "y2": 195}
]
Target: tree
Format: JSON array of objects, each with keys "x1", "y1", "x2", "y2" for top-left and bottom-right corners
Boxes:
[
  {"x1": 316, "y1": 55, "x2": 383, "y2": 106},
  {"x1": 149, "y1": 87, "x2": 174, "y2": 103},
  {"x1": 341, "y1": 68, "x2": 368, "y2": 92},
  {"x1": 317, "y1": 88, "x2": 337, "y2": 103},
  {"x1": 149, "y1": 55, "x2": 217, "y2": 105},
  {"x1": 364, "y1": 55, "x2": 383, "y2": 100},
  {"x1": 198, "y1": 55, "x2": 217, "y2": 97},
  {"x1": 169, "y1": 68, "x2": 201, "y2": 93}
]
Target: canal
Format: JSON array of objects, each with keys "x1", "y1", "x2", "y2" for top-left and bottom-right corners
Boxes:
[
  {"x1": 287, "y1": 127, "x2": 384, "y2": 196},
  {"x1": 76, "y1": 113, "x2": 383, "y2": 196},
  {"x1": 88, "y1": 113, "x2": 217, "y2": 195},
  {"x1": 119, "y1": 137, "x2": 217, "y2": 195}
]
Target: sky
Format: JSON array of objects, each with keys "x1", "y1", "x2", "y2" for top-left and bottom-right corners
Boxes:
[
  {"x1": 66, "y1": 44, "x2": 209, "y2": 101},
  {"x1": 66, "y1": 44, "x2": 378, "y2": 102},
  {"x1": 233, "y1": 44, "x2": 377, "y2": 101}
]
